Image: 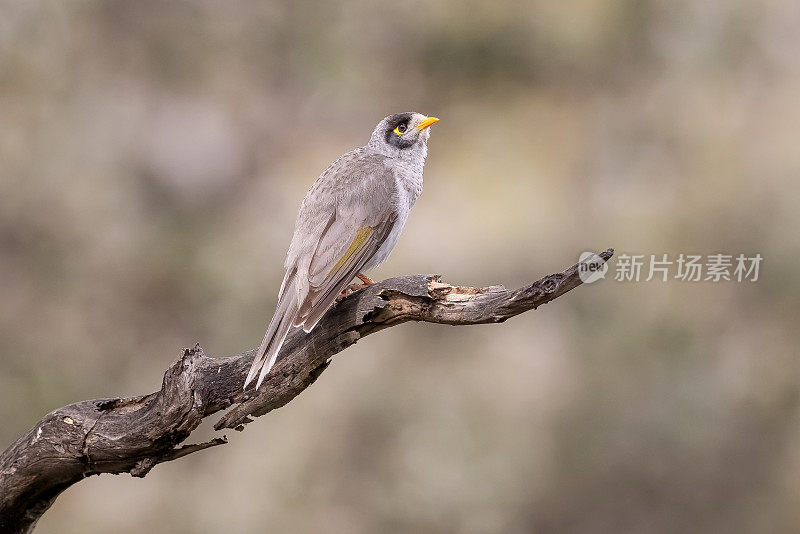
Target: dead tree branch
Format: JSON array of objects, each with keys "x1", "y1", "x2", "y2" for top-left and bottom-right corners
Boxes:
[{"x1": 0, "y1": 249, "x2": 613, "y2": 533}]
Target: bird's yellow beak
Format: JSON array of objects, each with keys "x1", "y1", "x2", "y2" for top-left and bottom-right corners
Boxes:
[{"x1": 416, "y1": 117, "x2": 440, "y2": 130}]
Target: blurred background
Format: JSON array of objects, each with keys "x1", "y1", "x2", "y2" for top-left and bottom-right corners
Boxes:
[{"x1": 2, "y1": 0, "x2": 799, "y2": 532}]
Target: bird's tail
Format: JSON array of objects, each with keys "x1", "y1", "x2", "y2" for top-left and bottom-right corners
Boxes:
[{"x1": 244, "y1": 278, "x2": 299, "y2": 390}]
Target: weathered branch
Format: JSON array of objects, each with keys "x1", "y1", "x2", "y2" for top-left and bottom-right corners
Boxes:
[{"x1": 0, "y1": 249, "x2": 613, "y2": 533}]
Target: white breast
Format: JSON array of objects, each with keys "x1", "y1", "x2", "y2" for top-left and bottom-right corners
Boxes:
[{"x1": 364, "y1": 163, "x2": 423, "y2": 270}]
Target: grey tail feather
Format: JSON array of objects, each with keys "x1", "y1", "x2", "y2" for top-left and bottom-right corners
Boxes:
[
  {"x1": 298, "y1": 262, "x2": 367, "y2": 333},
  {"x1": 244, "y1": 282, "x2": 299, "y2": 390},
  {"x1": 298, "y1": 299, "x2": 330, "y2": 333}
]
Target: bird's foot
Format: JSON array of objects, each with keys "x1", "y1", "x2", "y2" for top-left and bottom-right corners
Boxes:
[
  {"x1": 356, "y1": 273, "x2": 375, "y2": 285},
  {"x1": 336, "y1": 283, "x2": 369, "y2": 302}
]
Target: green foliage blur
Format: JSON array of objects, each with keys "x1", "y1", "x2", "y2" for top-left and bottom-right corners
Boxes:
[{"x1": 2, "y1": 1, "x2": 799, "y2": 532}]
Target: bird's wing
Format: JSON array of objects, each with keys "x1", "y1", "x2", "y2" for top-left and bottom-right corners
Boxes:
[
  {"x1": 244, "y1": 149, "x2": 395, "y2": 390},
  {"x1": 295, "y1": 207, "x2": 397, "y2": 331}
]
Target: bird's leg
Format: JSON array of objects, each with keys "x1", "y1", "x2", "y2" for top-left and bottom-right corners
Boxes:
[
  {"x1": 337, "y1": 281, "x2": 370, "y2": 302},
  {"x1": 356, "y1": 273, "x2": 375, "y2": 285},
  {"x1": 336, "y1": 274, "x2": 376, "y2": 302}
]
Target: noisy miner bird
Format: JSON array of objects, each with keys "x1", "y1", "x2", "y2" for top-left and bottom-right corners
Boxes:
[{"x1": 244, "y1": 112, "x2": 439, "y2": 389}]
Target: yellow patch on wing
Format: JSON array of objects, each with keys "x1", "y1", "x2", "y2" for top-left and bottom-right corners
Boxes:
[{"x1": 328, "y1": 226, "x2": 372, "y2": 276}]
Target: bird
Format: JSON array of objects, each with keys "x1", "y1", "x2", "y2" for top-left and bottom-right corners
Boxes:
[{"x1": 244, "y1": 112, "x2": 439, "y2": 390}]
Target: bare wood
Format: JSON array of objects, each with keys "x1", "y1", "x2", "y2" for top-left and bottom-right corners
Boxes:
[{"x1": 0, "y1": 249, "x2": 613, "y2": 533}]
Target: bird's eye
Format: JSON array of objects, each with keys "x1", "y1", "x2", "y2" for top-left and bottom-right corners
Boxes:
[{"x1": 393, "y1": 124, "x2": 407, "y2": 135}]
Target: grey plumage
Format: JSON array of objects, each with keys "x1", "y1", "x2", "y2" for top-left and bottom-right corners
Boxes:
[{"x1": 244, "y1": 112, "x2": 438, "y2": 389}]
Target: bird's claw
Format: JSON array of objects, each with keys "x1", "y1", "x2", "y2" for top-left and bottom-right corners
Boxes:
[
  {"x1": 336, "y1": 283, "x2": 368, "y2": 302},
  {"x1": 356, "y1": 273, "x2": 375, "y2": 285}
]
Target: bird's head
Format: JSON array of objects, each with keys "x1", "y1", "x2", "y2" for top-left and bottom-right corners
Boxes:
[{"x1": 368, "y1": 112, "x2": 439, "y2": 158}]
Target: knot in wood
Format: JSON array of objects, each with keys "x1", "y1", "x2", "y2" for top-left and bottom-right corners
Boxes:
[{"x1": 541, "y1": 275, "x2": 561, "y2": 293}]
